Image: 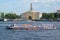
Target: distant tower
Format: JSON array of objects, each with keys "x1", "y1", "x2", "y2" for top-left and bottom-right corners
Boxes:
[{"x1": 30, "y1": 3, "x2": 33, "y2": 11}]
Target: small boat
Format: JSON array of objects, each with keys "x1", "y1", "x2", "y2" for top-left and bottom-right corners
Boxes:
[{"x1": 6, "y1": 24, "x2": 56, "y2": 30}]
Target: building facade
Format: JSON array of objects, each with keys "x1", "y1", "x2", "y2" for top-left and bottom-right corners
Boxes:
[
  {"x1": 57, "y1": 10, "x2": 60, "y2": 13},
  {"x1": 21, "y1": 10, "x2": 42, "y2": 20}
]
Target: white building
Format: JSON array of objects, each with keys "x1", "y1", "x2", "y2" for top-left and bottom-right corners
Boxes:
[{"x1": 57, "y1": 10, "x2": 60, "y2": 13}]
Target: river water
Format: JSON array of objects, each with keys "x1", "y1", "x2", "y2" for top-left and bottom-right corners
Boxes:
[{"x1": 0, "y1": 21, "x2": 60, "y2": 40}]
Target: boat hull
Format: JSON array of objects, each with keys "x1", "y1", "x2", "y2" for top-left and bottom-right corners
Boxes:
[{"x1": 6, "y1": 26, "x2": 56, "y2": 30}]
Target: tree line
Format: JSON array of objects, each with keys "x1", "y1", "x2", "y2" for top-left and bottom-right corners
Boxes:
[
  {"x1": 42, "y1": 12, "x2": 60, "y2": 20},
  {"x1": 0, "y1": 12, "x2": 21, "y2": 19},
  {"x1": 0, "y1": 12, "x2": 60, "y2": 20}
]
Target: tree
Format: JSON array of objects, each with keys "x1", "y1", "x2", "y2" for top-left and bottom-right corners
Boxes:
[
  {"x1": 1, "y1": 13, "x2": 4, "y2": 18},
  {"x1": 42, "y1": 12, "x2": 55, "y2": 19},
  {"x1": 54, "y1": 13, "x2": 57, "y2": 19},
  {"x1": 5, "y1": 13, "x2": 17, "y2": 19},
  {"x1": 57, "y1": 14, "x2": 60, "y2": 18},
  {"x1": 48, "y1": 13, "x2": 54, "y2": 19},
  {"x1": 0, "y1": 12, "x2": 4, "y2": 18},
  {"x1": 42, "y1": 13, "x2": 49, "y2": 19}
]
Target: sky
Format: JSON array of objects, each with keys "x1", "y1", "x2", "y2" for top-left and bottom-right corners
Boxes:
[{"x1": 0, "y1": 0, "x2": 60, "y2": 14}]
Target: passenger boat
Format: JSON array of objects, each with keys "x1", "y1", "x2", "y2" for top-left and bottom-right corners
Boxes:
[{"x1": 6, "y1": 24, "x2": 56, "y2": 30}]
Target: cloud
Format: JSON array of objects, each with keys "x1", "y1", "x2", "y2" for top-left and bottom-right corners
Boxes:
[
  {"x1": 51, "y1": 0, "x2": 60, "y2": 2},
  {"x1": 44, "y1": 4, "x2": 51, "y2": 7},
  {"x1": 39, "y1": 0, "x2": 58, "y2": 7},
  {"x1": 30, "y1": 0, "x2": 40, "y2": 2},
  {"x1": 36, "y1": 0, "x2": 52, "y2": 3},
  {"x1": 56, "y1": 6, "x2": 60, "y2": 10},
  {"x1": 41, "y1": 0, "x2": 55, "y2": 3},
  {"x1": 30, "y1": 0, "x2": 58, "y2": 8},
  {"x1": 30, "y1": 0, "x2": 60, "y2": 3}
]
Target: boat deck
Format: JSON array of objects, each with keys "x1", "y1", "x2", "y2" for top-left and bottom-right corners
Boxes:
[{"x1": 6, "y1": 24, "x2": 56, "y2": 30}]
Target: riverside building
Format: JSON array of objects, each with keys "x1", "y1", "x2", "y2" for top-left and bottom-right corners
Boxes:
[{"x1": 21, "y1": 3, "x2": 42, "y2": 20}]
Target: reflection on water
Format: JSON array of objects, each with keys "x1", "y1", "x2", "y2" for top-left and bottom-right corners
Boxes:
[{"x1": 0, "y1": 21, "x2": 60, "y2": 40}]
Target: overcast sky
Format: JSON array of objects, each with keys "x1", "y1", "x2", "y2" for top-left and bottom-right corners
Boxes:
[{"x1": 0, "y1": 0, "x2": 60, "y2": 14}]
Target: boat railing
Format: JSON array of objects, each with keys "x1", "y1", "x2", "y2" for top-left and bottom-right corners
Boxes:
[{"x1": 9, "y1": 23, "x2": 55, "y2": 28}]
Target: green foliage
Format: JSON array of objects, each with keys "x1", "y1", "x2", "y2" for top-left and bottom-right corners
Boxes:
[
  {"x1": 3, "y1": 12, "x2": 58, "y2": 20},
  {"x1": 5, "y1": 13, "x2": 21, "y2": 19},
  {"x1": 42, "y1": 12, "x2": 57, "y2": 19},
  {"x1": 48, "y1": 13, "x2": 54, "y2": 19},
  {"x1": 57, "y1": 13, "x2": 60, "y2": 18},
  {"x1": 19, "y1": 15, "x2": 22, "y2": 18},
  {"x1": 0, "y1": 12, "x2": 4, "y2": 18}
]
